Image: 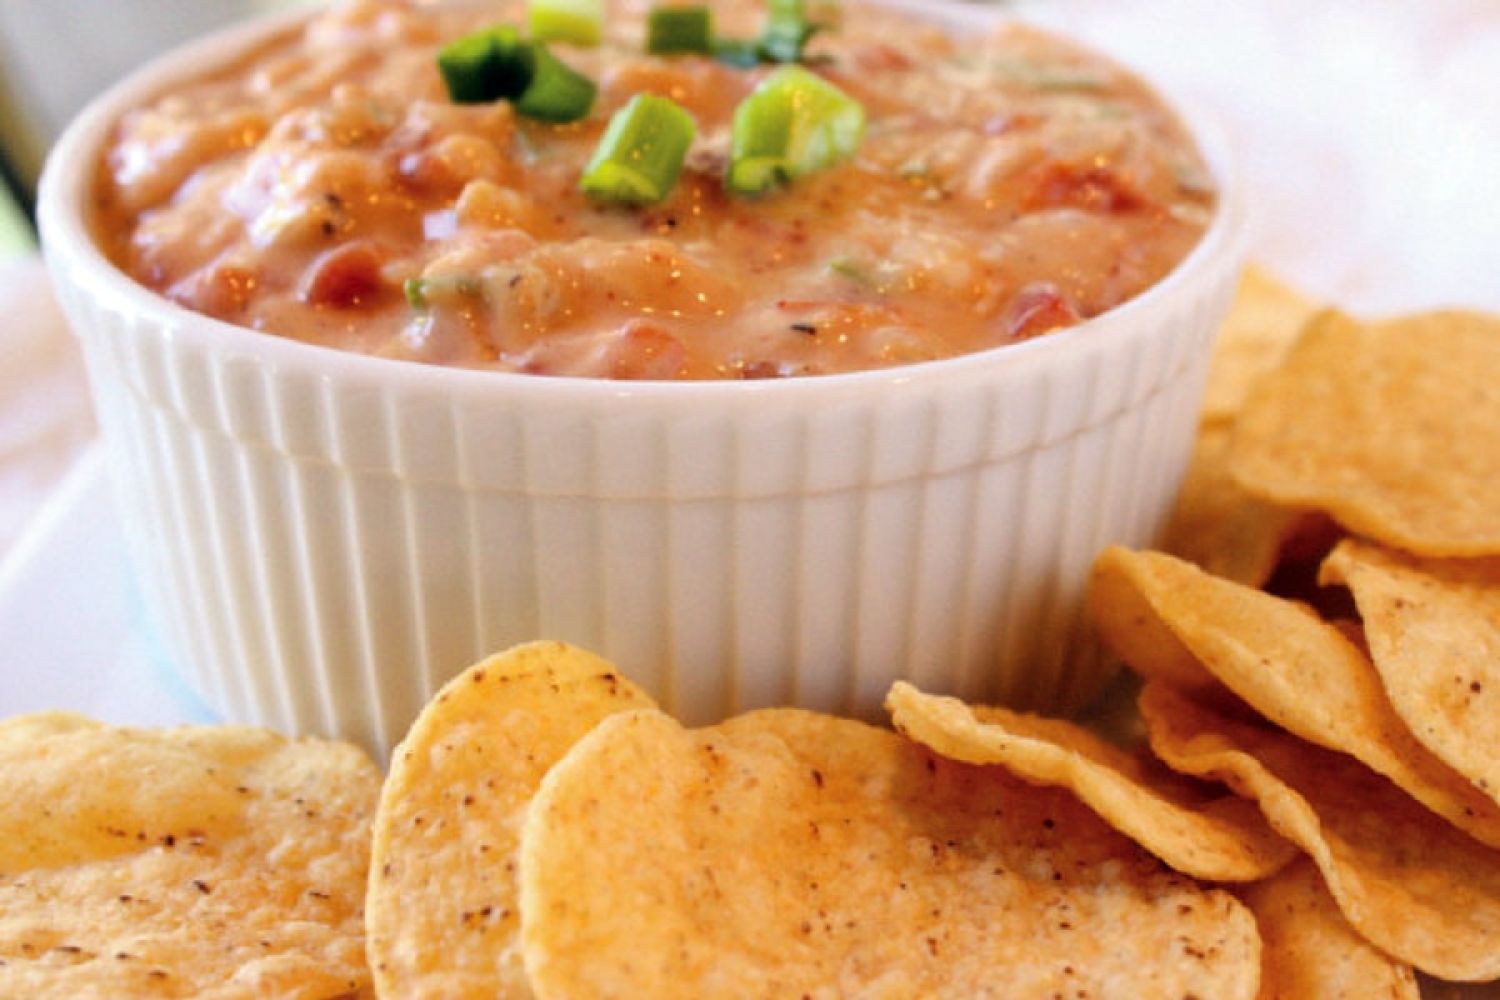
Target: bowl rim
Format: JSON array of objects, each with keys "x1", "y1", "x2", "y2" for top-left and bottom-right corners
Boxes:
[{"x1": 37, "y1": 0, "x2": 1246, "y2": 410}]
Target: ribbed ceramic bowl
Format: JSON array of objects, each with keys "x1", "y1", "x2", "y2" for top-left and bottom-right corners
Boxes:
[{"x1": 38, "y1": 2, "x2": 1244, "y2": 757}]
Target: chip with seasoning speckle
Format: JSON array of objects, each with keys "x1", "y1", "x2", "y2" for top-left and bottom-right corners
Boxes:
[
  {"x1": 1090, "y1": 545, "x2": 1500, "y2": 849},
  {"x1": 885, "y1": 681, "x2": 1296, "y2": 882},
  {"x1": 366, "y1": 640, "x2": 655, "y2": 999},
  {"x1": 0, "y1": 712, "x2": 379, "y2": 998},
  {"x1": 1320, "y1": 539, "x2": 1500, "y2": 807},
  {"x1": 1239, "y1": 858, "x2": 1419, "y2": 1000},
  {"x1": 1230, "y1": 308, "x2": 1500, "y2": 557},
  {"x1": 520, "y1": 706, "x2": 1262, "y2": 998},
  {"x1": 1143, "y1": 682, "x2": 1500, "y2": 983}
]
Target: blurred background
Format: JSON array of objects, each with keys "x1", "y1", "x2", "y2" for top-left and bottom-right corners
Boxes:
[{"x1": 0, "y1": 0, "x2": 317, "y2": 261}]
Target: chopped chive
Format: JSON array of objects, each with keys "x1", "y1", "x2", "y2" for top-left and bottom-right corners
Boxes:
[
  {"x1": 404, "y1": 277, "x2": 429, "y2": 310},
  {"x1": 516, "y1": 45, "x2": 598, "y2": 122},
  {"x1": 647, "y1": 6, "x2": 715, "y2": 55},
  {"x1": 727, "y1": 64, "x2": 864, "y2": 195},
  {"x1": 827, "y1": 257, "x2": 869, "y2": 283},
  {"x1": 437, "y1": 26, "x2": 531, "y2": 104},
  {"x1": 404, "y1": 275, "x2": 486, "y2": 310},
  {"x1": 581, "y1": 94, "x2": 697, "y2": 205},
  {"x1": 528, "y1": 0, "x2": 604, "y2": 46}
]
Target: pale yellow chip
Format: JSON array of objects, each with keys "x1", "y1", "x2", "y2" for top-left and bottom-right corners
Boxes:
[
  {"x1": 0, "y1": 712, "x2": 379, "y2": 998},
  {"x1": 521, "y1": 706, "x2": 1262, "y2": 998},
  {"x1": 1199, "y1": 264, "x2": 1321, "y2": 424},
  {"x1": 1142, "y1": 682, "x2": 1500, "y2": 982},
  {"x1": 1231, "y1": 308, "x2": 1500, "y2": 557},
  {"x1": 1321, "y1": 539, "x2": 1500, "y2": 805},
  {"x1": 886, "y1": 681, "x2": 1296, "y2": 882},
  {"x1": 1239, "y1": 858, "x2": 1419, "y2": 1000},
  {"x1": 366, "y1": 641, "x2": 655, "y2": 1000},
  {"x1": 1091, "y1": 546, "x2": 1500, "y2": 848},
  {"x1": 1161, "y1": 423, "x2": 1316, "y2": 587}
]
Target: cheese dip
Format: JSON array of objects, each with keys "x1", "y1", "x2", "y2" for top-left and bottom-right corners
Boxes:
[{"x1": 95, "y1": 0, "x2": 1215, "y2": 379}]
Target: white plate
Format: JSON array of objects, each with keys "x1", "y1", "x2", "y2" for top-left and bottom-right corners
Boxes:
[{"x1": 0, "y1": 444, "x2": 212, "y2": 726}]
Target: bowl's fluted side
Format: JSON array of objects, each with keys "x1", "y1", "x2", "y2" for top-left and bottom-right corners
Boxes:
[{"x1": 44, "y1": 247, "x2": 1235, "y2": 754}]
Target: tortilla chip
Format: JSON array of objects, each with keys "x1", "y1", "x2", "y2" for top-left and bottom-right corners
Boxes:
[
  {"x1": 1321, "y1": 539, "x2": 1500, "y2": 804},
  {"x1": 1239, "y1": 858, "x2": 1419, "y2": 1000},
  {"x1": 1161, "y1": 423, "x2": 1313, "y2": 587},
  {"x1": 1231, "y1": 308, "x2": 1500, "y2": 557},
  {"x1": 1199, "y1": 264, "x2": 1321, "y2": 424},
  {"x1": 0, "y1": 712, "x2": 378, "y2": 998},
  {"x1": 886, "y1": 681, "x2": 1296, "y2": 882},
  {"x1": 1093, "y1": 546, "x2": 1500, "y2": 848},
  {"x1": 1089, "y1": 546, "x2": 1222, "y2": 699},
  {"x1": 1142, "y1": 682, "x2": 1500, "y2": 982},
  {"x1": 366, "y1": 641, "x2": 655, "y2": 999},
  {"x1": 521, "y1": 707, "x2": 1262, "y2": 998}
]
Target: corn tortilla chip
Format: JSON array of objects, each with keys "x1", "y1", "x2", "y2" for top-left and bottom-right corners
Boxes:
[
  {"x1": 1321, "y1": 539, "x2": 1500, "y2": 804},
  {"x1": 0, "y1": 712, "x2": 379, "y2": 998},
  {"x1": 366, "y1": 641, "x2": 655, "y2": 1000},
  {"x1": 1161, "y1": 423, "x2": 1314, "y2": 588},
  {"x1": 1200, "y1": 264, "x2": 1321, "y2": 425},
  {"x1": 886, "y1": 681, "x2": 1296, "y2": 882},
  {"x1": 521, "y1": 707, "x2": 1262, "y2": 999},
  {"x1": 1231, "y1": 309, "x2": 1500, "y2": 557},
  {"x1": 1142, "y1": 682, "x2": 1500, "y2": 982},
  {"x1": 1093, "y1": 546, "x2": 1500, "y2": 848},
  {"x1": 1089, "y1": 546, "x2": 1222, "y2": 700},
  {"x1": 1239, "y1": 858, "x2": 1419, "y2": 1000}
]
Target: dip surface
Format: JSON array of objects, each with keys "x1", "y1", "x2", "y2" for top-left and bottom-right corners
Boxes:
[{"x1": 95, "y1": 0, "x2": 1215, "y2": 379}]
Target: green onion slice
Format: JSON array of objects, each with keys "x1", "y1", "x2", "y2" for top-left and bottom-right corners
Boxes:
[
  {"x1": 437, "y1": 25, "x2": 531, "y2": 104},
  {"x1": 528, "y1": 0, "x2": 605, "y2": 46},
  {"x1": 437, "y1": 26, "x2": 595, "y2": 123},
  {"x1": 759, "y1": 0, "x2": 818, "y2": 63},
  {"x1": 515, "y1": 45, "x2": 598, "y2": 122},
  {"x1": 711, "y1": 37, "x2": 763, "y2": 68},
  {"x1": 727, "y1": 65, "x2": 864, "y2": 195},
  {"x1": 580, "y1": 94, "x2": 697, "y2": 205},
  {"x1": 647, "y1": 6, "x2": 715, "y2": 55},
  {"x1": 708, "y1": 0, "x2": 825, "y2": 68}
]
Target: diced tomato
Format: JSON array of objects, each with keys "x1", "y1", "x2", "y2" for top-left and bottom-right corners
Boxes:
[
  {"x1": 740, "y1": 360, "x2": 797, "y2": 379},
  {"x1": 1005, "y1": 282, "x2": 1082, "y2": 341},
  {"x1": 299, "y1": 241, "x2": 386, "y2": 308},
  {"x1": 604, "y1": 320, "x2": 687, "y2": 380},
  {"x1": 1021, "y1": 162, "x2": 1145, "y2": 214},
  {"x1": 167, "y1": 262, "x2": 259, "y2": 319},
  {"x1": 853, "y1": 43, "x2": 914, "y2": 73}
]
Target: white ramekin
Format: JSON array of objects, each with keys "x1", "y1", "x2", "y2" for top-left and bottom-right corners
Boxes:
[{"x1": 38, "y1": 2, "x2": 1244, "y2": 757}]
